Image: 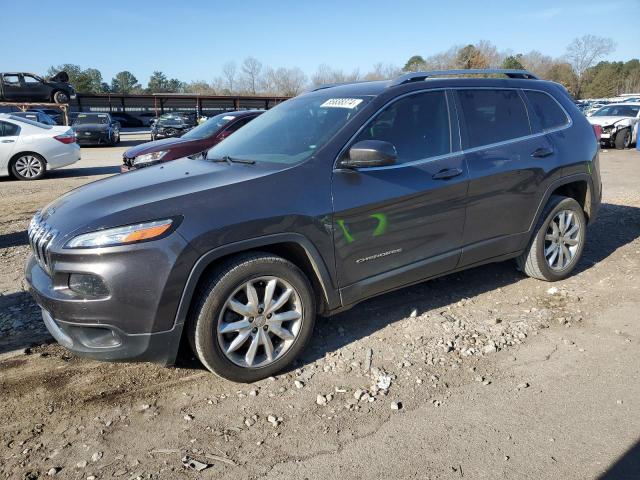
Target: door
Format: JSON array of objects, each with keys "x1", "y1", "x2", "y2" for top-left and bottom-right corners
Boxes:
[
  {"x1": 455, "y1": 88, "x2": 559, "y2": 266},
  {"x1": 0, "y1": 121, "x2": 20, "y2": 174},
  {"x1": 332, "y1": 90, "x2": 468, "y2": 304},
  {"x1": 21, "y1": 74, "x2": 49, "y2": 102},
  {"x1": 1, "y1": 74, "x2": 23, "y2": 101}
]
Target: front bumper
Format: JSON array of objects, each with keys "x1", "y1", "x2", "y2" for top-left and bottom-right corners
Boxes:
[
  {"x1": 24, "y1": 232, "x2": 198, "y2": 365},
  {"x1": 76, "y1": 131, "x2": 111, "y2": 145},
  {"x1": 38, "y1": 308, "x2": 183, "y2": 364}
]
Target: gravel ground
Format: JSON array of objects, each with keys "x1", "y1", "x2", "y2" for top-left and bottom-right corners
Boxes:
[{"x1": 0, "y1": 145, "x2": 639, "y2": 479}]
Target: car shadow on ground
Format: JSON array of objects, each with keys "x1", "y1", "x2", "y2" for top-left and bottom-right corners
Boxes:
[
  {"x1": 598, "y1": 438, "x2": 640, "y2": 479},
  {"x1": 2, "y1": 202, "x2": 639, "y2": 360},
  {"x1": 47, "y1": 165, "x2": 121, "y2": 178},
  {"x1": 0, "y1": 230, "x2": 28, "y2": 249}
]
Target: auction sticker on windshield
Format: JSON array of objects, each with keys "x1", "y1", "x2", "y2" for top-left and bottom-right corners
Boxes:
[{"x1": 320, "y1": 98, "x2": 364, "y2": 109}]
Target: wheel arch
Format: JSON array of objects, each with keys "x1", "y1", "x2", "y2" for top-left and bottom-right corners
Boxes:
[
  {"x1": 174, "y1": 234, "x2": 340, "y2": 331},
  {"x1": 530, "y1": 174, "x2": 596, "y2": 230}
]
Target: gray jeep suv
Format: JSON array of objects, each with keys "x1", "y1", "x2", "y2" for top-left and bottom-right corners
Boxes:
[{"x1": 26, "y1": 69, "x2": 602, "y2": 382}]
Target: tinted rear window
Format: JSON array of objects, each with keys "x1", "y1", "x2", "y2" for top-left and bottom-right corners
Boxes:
[
  {"x1": 457, "y1": 89, "x2": 530, "y2": 149},
  {"x1": 524, "y1": 90, "x2": 569, "y2": 131}
]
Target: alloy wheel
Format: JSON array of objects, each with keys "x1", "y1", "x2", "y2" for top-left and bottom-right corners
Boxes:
[
  {"x1": 14, "y1": 155, "x2": 43, "y2": 179},
  {"x1": 217, "y1": 276, "x2": 303, "y2": 368},
  {"x1": 544, "y1": 209, "x2": 581, "y2": 271}
]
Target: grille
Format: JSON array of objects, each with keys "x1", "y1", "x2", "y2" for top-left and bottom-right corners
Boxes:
[{"x1": 28, "y1": 213, "x2": 58, "y2": 273}]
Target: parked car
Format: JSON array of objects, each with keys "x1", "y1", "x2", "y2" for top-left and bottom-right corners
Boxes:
[
  {"x1": 587, "y1": 103, "x2": 640, "y2": 149},
  {"x1": 0, "y1": 114, "x2": 79, "y2": 180},
  {"x1": 150, "y1": 113, "x2": 197, "y2": 140},
  {"x1": 12, "y1": 111, "x2": 57, "y2": 126},
  {"x1": 0, "y1": 72, "x2": 76, "y2": 104},
  {"x1": 109, "y1": 112, "x2": 144, "y2": 128},
  {"x1": 25, "y1": 69, "x2": 601, "y2": 382},
  {"x1": 71, "y1": 113, "x2": 121, "y2": 146},
  {"x1": 26, "y1": 108, "x2": 65, "y2": 125},
  {"x1": 122, "y1": 110, "x2": 263, "y2": 172}
]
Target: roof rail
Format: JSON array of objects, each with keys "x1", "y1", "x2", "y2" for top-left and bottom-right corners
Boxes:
[{"x1": 389, "y1": 69, "x2": 539, "y2": 87}]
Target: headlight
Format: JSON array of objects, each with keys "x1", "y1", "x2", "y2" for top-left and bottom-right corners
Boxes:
[
  {"x1": 133, "y1": 150, "x2": 168, "y2": 166},
  {"x1": 65, "y1": 219, "x2": 174, "y2": 248}
]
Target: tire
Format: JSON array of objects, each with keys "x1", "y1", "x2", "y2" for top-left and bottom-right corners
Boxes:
[
  {"x1": 188, "y1": 253, "x2": 316, "y2": 382},
  {"x1": 110, "y1": 130, "x2": 120, "y2": 146},
  {"x1": 52, "y1": 90, "x2": 69, "y2": 104},
  {"x1": 614, "y1": 128, "x2": 631, "y2": 150},
  {"x1": 517, "y1": 196, "x2": 586, "y2": 281},
  {"x1": 10, "y1": 153, "x2": 46, "y2": 180}
]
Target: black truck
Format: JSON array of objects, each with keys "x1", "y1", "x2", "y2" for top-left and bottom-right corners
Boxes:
[{"x1": 0, "y1": 72, "x2": 76, "y2": 104}]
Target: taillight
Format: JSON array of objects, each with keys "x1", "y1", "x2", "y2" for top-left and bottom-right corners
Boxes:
[
  {"x1": 54, "y1": 133, "x2": 76, "y2": 144},
  {"x1": 592, "y1": 124, "x2": 602, "y2": 141}
]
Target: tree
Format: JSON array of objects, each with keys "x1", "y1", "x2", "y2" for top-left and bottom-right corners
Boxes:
[
  {"x1": 566, "y1": 35, "x2": 616, "y2": 98},
  {"x1": 147, "y1": 71, "x2": 169, "y2": 92},
  {"x1": 263, "y1": 67, "x2": 307, "y2": 96},
  {"x1": 111, "y1": 71, "x2": 141, "y2": 94},
  {"x1": 501, "y1": 55, "x2": 525, "y2": 70},
  {"x1": 363, "y1": 63, "x2": 401, "y2": 81},
  {"x1": 311, "y1": 64, "x2": 360, "y2": 86},
  {"x1": 403, "y1": 55, "x2": 426, "y2": 72},
  {"x1": 456, "y1": 44, "x2": 488, "y2": 69},
  {"x1": 221, "y1": 61, "x2": 237, "y2": 93},
  {"x1": 241, "y1": 57, "x2": 263, "y2": 94}
]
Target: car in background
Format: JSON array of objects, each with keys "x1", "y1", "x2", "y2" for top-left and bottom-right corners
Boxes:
[
  {"x1": 150, "y1": 112, "x2": 197, "y2": 140},
  {"x1": 0, "y1": 72, "x2": 76, "y2": 104},
  {"x1": 122, "y1": 110, "x2": 262, "y2": 171},
  {"x1": 26, "y1": 108, "x2": 65, "y2": 125},
  {"x1": 72, "y1": 113, "x2": 121, "y2": 146},
  {"x1": 587, "y1": 103, "x2": 640, "y2": 149},
  {"x1": 0, "y1": 114, "x2": 79, "y2": 180},
  {"x1": 109, "y1": 112, "x2": 144, "y2": 128},
  {"x1": 12, "y1": 111, "x2": 57, "y2": 126}
]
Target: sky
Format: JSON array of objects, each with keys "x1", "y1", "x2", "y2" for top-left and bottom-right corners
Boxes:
[{"x1": 1, "y1": 0, "x2": 639, "y2": 85}]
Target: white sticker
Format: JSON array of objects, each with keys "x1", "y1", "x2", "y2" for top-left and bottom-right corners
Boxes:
[{"x1": 320, "y1": 98, "x2": 363, "y2": 109}]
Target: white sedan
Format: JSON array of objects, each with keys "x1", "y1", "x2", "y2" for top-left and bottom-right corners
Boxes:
[{"x1": 0, "y1": 114, "x2": 80, "y2": 180}]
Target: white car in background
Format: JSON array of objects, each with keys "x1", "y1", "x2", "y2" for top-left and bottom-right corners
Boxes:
[
  {"x1": 0, "y1": 114, "x2": 80, "y2": 180},
  {"x1": 587, "y1": 103, "x2": 640, "y2": 150}
]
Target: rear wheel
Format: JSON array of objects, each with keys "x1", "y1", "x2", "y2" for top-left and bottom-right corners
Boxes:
[
  {"x1": 11, "y1": 153, "x2": 46, "y2": 180},
  {"x1": 517, "y1": 196, "x2": 586, "y2": 281},
  {"x1": 614, "y1": 128, "x2": 631, "y2": 150},
  {"x1": 188, "y1": 253, "x2": 316, "y2": 382}
]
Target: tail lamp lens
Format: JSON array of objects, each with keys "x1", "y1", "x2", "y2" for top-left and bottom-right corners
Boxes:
[{"x1": 592, "y1": 124, "x2": 602, "y2": 141}]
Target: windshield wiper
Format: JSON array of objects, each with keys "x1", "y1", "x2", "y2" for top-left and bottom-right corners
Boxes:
[{"x1": 211, "y1": 155, "x2": 255, "y2": 165}]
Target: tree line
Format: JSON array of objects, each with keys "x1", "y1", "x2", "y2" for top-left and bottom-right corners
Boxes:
[{"x1": 47, "y1": 35, "x2": 639, "y2": 99}]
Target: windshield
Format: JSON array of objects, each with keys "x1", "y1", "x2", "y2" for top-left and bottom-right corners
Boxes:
[
  {"x1": 206, "y1": 94, "x2": 371, "y2": 164},
  {"x1": 73, "y1": 114, "x2": 109, "y2": 125},
  {"x1": 182, "y1": 113, "x2": 237, "y2": 140},
  {"x1": 593, "y1": 105, "x2": 639, "y2": 117}
]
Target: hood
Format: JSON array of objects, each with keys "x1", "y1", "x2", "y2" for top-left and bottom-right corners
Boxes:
[
  {"x1": 587, "y1": 116, "x2": 630, "y2": 127},
  {"x1": 72, "y1": 123, "x2": 109, "y2": 132},
  {"x1": 38, "y1": 157, "x2": 286, "y2": 244},
  {"x1": 124, "y1": 136, "x2": 192, "y2": 158},
  {"x1": 49, "y1": 71, "x2": 69, "y2": 83}
]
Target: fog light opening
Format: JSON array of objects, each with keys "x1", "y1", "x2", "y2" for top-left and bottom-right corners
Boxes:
[{"x1": 68, "y1": 273, "x2": 109, "y2": 297}]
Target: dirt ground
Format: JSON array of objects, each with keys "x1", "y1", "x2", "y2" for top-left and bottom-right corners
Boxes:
[{"x1": 1, "y1": 142, "x2": 639, "y2": 480}]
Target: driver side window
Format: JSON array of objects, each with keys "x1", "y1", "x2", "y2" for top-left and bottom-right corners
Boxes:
[{"x1": 353, "y1": 91, "x2": 451, "y2": 164}]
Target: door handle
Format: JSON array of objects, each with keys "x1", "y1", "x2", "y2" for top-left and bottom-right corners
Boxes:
[
  {"x1": 1, "y1": 139, "x2": 15, "y2": 143},
  {"x1": 531, "y1": 147, "x2": 554, "y2": 158},
  {"x1": 432, "y1": 167, "x2": 463, "y2": 180}
]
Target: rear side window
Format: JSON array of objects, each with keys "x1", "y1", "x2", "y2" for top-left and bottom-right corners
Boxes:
[
  {"x1": 457, "y1": 89, "x2": 530, "y2": 149},
  {"x1": 354, "y1": 90, "x2": 450, "y2": 164},
  {"x1": 524, "y1": 90, "x2": 569, "y2": 131},
  {"x1": 0, "y1": 121, "x2": 20, "y2": 136}
]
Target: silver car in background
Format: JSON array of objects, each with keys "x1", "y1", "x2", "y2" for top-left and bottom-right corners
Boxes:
[{"x1": 587, "y1": 103, "x2": 640, "y2": 149}]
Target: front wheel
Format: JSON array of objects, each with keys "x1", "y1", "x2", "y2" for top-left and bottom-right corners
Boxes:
[
  {"x1": 52, "y1": 90, "x2": 69, "y2": 104},
  {"x1": 11, "y1": 153, "x2": 46, "y2": 180},
  {"x1": 517, "y1": 196, "x2": 586, "y2": 281},
  {"x1": 614, "y1": 129, "x2": 631, "y2": 150},
  {"x1": 188, "y1": 253, "x2": 316, "y2": 382}
]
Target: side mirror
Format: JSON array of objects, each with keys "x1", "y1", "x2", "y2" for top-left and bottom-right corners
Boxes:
[{"x1": 340, "y1": 140, "x2": 398, "y2": 169}]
